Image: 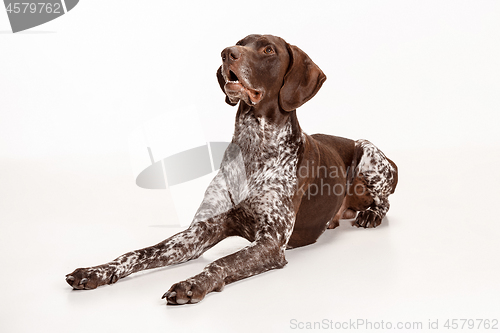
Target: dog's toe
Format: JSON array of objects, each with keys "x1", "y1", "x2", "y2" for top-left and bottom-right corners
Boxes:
[
  {"x1": 65, "y1": 266, "x2": 116, "y2": 290},
  {"x1": 327, "y1": 219, "x2": 339, "y2": 229},
  {"x1": 163, "y1": 277, "x2": 216, "y2": 305},
  {"x1": 353, "y1": 210, "x2": 382, "y2": 228}
]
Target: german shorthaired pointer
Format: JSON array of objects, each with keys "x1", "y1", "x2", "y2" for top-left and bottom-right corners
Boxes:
[{"x1": 66, "y1": 34, "x2": 398, "y2": 305}]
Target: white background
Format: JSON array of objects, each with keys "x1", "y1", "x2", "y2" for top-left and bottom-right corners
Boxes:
[{"x1": 1, "y1": 1, "x2": 500, "y2": 332}]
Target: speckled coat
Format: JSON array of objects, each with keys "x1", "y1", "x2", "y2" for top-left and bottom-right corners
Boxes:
[{"x1": 66, "y1": 34, "x2": 398, "y2": 305}]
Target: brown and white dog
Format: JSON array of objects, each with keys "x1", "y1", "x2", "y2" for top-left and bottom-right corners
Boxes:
[{"x1": 66, "y1": 34, "x2": 398, "y2": 305}]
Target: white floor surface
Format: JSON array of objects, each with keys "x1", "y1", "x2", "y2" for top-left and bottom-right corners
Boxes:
[{"x1": 1, "y1": 146, "x2": 499, "y2": 332}]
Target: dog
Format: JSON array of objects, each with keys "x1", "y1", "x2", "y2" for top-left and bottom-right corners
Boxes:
[{"x1": 66, "y1": 34, "x2": 398, "y2": 305}]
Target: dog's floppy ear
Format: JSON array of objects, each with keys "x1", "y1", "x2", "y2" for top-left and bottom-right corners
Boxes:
[
  {"x1": 217, "y1": 66, "x2": 238, "y2": 106},
  {"x1": 279, "y1": 44, "x2": 326, "y2": 112}
]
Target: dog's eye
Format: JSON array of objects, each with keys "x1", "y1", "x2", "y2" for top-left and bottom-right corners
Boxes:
[{"x1": 264, "y1": 46, "x2": 274, "y2": 55}]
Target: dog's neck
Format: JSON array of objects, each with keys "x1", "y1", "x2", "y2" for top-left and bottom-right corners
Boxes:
[
  {"x1": 231, "y1": 102, "x2": 304, "y2": 174},
  {"x1": 235, "y1": 101, "x2": 302, "y2": 134}
]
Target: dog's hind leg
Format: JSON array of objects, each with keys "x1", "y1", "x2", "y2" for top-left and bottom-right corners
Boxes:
[
  {"x1": 353, "y1": 197, "x2": 390, "y2": 228},
  {"x1": 349, "y1": 140, "x2": 398, "y2": 229}
]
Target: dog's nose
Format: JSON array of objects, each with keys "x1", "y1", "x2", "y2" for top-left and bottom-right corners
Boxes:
[{"x1": 221, "y1": 47, "x2": 241, "y2": 63}]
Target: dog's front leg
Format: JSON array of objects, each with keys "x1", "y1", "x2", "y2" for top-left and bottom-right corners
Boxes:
[
  {"x1": 164, "y1": 196, "x2": 295, "y2": 305},
  {"x1": 65, "y1": 218, "x2": 228, "y2": 290},
  {"x1": 66, "y1": 170, "x2": 240, "y2": 290},
  {"x1": 163, "y1": 238, "x2": 287, "y2": 304}
]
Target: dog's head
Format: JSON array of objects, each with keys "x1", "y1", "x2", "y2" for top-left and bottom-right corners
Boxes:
[{"x1": 217, "y1": 34, "x2": 326, "y2": 111}]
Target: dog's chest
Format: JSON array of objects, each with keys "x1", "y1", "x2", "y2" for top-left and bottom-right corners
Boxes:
[{"x1": 229, "y1": 113, "x2": 301, "y2": 198}]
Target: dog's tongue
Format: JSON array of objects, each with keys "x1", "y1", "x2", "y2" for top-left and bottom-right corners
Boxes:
[{"x1": 224, "y1": 82, "x2": 262, "y2": 105}]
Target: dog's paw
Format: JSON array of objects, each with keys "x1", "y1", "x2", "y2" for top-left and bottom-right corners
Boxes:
[
  {"x1": 162, "y1": 275, "x2": 224, "y2": 305},
  {"x1": 352, "y1": 210, "x2": 382, "y2": 228},
  {"x1": 327, "y1": 219, "x2": 339, "y2": 229},
  {"x1": 65, "y1": 266, "x2": 118, "y2": 290}
]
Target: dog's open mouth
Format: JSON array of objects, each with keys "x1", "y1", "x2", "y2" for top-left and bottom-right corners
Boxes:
[{"x1": 224, "y1": 70, "x2": 263, "y2": 105}]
